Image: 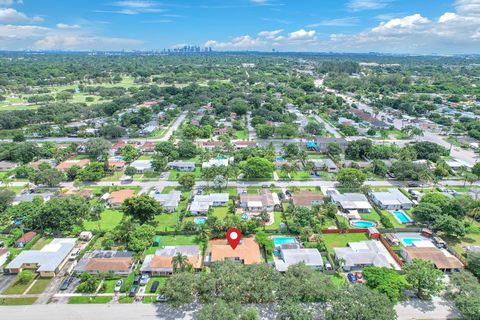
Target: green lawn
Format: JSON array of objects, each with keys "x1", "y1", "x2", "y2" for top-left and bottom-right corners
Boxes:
[
  {"x1": 145, "y1": 277, "x2": 167, "y2": 294},
  {"x1": 444, "y1": 219, "x2": 480, "y2": 257},
  {"x1": 235, "y1": 130, "x2": 248, "y2": 140},
  {"x1": 264, "y1": 211, "x2": 284, "y2": 231},
  {"x1": 118, "y1": 296, "x2": 135, "y2": 304},
  {"x1": 30, "y1": 237, "x2": 53, "y2": 250},
  {"x1": 145, "y1": 235, "x2": 204, "y2": 254},
  {"x1": 26, "y1": 278, "x2": 51, "y2": 294},
  {"x1": 168, "y1": 167, "x2": 202, "y2": 181},
  {"x1": 322, "y1": 232, "x2": 370, "y2": 254},
  {"x1": 0, "y1": 297, "x2": 37, "y2": 305},
  {"x1": 203, "y1": 187, "x2": 237, "y2": 197},
  {"x1": 212, "y1": 207, "x2": 228, "y2": 219},
  {"x1": 155, "y1": 188, "x2": 191, "y2": 231},
  {"x1": 100, "y1": 279, "x2": 120, "y2": 293},
  {"x1": 4, "y1": 276, "x2": 36, "y2": 295},
  {"x1": 307, "y1": 154, "x2": 328, "y2": 159},
  {"x1": 68, "y1": 296, "x2": 113, "y2": 304},
  {"x1": 83, "y1": 210, "x2": 124, "y2": 232},
  {"x1": 360, "y1": 210, "x2": 382, "y2": 223},
  {"x1": 142, "y1": 296, "x2": 158, "y2": 303},
  {"x1": 277, "y1": 171, "x2": 312, "y2": 181}
]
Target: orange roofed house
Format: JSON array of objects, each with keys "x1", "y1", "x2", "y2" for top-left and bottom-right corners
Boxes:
[
  {"x1": 106, "y1": 189, "x2": 135, "y2": 208},
  {"x1": 56, "y1": 159, "x2": 90, "y2": 172},
  {"x1": 75, "y1": 250, "x2": 135, "y2": 276},
  {"x1": 205, "y1": 237, "x2": 262, "y2": 266},
  {"x1": 140, "y1": 245, "x2": 202, "y2": 276}
]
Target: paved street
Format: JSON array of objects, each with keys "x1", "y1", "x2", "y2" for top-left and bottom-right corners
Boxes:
[{"x1": 396, "y1": 296, "x2": 461, "y2": 320}]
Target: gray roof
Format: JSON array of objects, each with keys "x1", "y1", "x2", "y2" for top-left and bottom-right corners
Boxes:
[
  {"x1": 7, "y1": 238, "x2": 76, "y2": 272},
  {"x1": 167, "y1": 161, "x2": 195, "y2": 167},
  {"x1": 190, "y1": 193, "x2": 229, "y2": 212},
  {"x1": 130, "y1": 160, "x2": 152, "y2": 170},
  {"x1": 334, "y1": 240, "x2": 391, "y2": 269},
  {"x1": 311, "y1": 159, "x2": 337, "y2": 169},
  {"x1": 149, "y1": 190, "x2": 182, "y2": 208},
  {"x1": 330, "y1": 193, "x2": 372, "y2": 210},
  {"x1": 370, "y1": 189, "x2": 413, "y2": 206},
  {"x1": 14, "y1": 193, "x2": 53, "y2": 204},
  {"x1": 275, "y1": 248, "x2": 323, "y2": 272}
]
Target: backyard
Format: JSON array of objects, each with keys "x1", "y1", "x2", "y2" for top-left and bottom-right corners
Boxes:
[{"x1": 322, "y1": 232, "x2": 370, "y2": 254}]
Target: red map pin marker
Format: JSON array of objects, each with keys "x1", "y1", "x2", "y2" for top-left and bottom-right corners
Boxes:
[{"x1": 226, "y1": 228, "x2": 242, "y2": 250}]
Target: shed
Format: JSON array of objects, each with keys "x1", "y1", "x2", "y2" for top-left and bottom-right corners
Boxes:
[{"x1": 153, "y1": 236, "x2": 161, "y2": 247}]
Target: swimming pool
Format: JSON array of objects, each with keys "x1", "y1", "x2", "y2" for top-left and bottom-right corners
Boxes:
[
  {"x1": 391, "y1": 210, "x2": 412, "y2": 224},
  {"x1": 351, "y1": 220, "x2": 376, "y2": 228},
  {"x1": 241, "y1": 213, "x2": 249, "y2": 221},
  {"x1": 401, "y1": 237, "x2": 422, "y2": 246},
  {"x1": 273, "y1": 237, "x2": 297, "y2": 247},
  {"x1": 194, "y1": 217, "x2": 207, "y2": 225}
]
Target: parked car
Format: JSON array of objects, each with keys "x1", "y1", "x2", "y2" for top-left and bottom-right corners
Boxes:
[
  {"x1": 150, "y1": 281, "x2": 159, "y2": 293},
  {"x1": 114, "y1": 279, "x2": 123, "y2": 293},
  {"x1": 407, "y1": 182, "x2": 421, "y2": 187},
  {"x1": 156, "y1": 294, "x2": 168, "y2": 302},
  {"x1": 355, "y1": 272, "x2": 363, "y2": 283},
  {"x1": 60, "y1": 276, "x2": 73, "y2": 291},
  {"x1": 347, "y1": 273, "x2": 356, "y2": 283},
  {"x1": 133, "y1": 275, "x2": 141, "y2": 285},
  {"x1": 129, "y1": 285, "x2": 138, "y2": 297},
  {"x1": 140, "y1": 274, "x2": 150, "y2": 286},
  {"x1": 69, "y1": 248, "x2": 81, "y2": 261}
]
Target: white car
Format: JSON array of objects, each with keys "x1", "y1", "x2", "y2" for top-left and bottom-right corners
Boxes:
[{"x1": 114, "y1": 279, "x2": 123, "y2": 292}]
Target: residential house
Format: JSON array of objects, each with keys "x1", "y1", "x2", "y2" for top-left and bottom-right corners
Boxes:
[
  {"x1": 108, "y1": 159, "x2": 126, "y2": 171},
  {"x1": 310, "y1": 159, "x2": 338, "y2": 173},
  {"x1": 291, "y1": 191, "x2": 323, "y2": 208},
  {"x1": 56, "y1": 159, "x2": 90, "y2": 172},
  {"x1": 6, "y1": 238, "x2": 77, "y2": 277},
  {"x1": 445, "y1": 158, "x2": 473, "y2": 171},
  {"x1": 13, "y1": 193, "x2": 53, "y2": 205},
  {"x1": 234, "y1": 141, "x2": 256, "y2": 149},
  {"x1": 129, "y1": 160, "x2": 153, "y2": 173},
  {"x1": 312, "y1": 138, "x2": 348, "y2": 153},
  {"x1": 111, "y1": 140, "x2": 127, "y2": 155},
  {"x1": 334, "y1": 240, "x2": 398, "y2": 271},
  {"x1": 274, "y1": 243, "x2": 323, "y2": 272},
  {"x1": 202, "y1": 141, "x2": 225, "y2": 150},
  {"x1": 205, "y1": 238, "x2": 262, "y2": 265},
  {"x1": 140, "y1": 141, "x2": 155, "y2": 153},
  {"x1": 167, "y1": 161, "x2": 196, "y2": 172},
  {"x1": 0, "y1": 161, "x2": 20, "y2": 172},
  {"x1": 214, "y1": 128, "x2": 228, "y2": 135},
  {"x1": 350, "y1": 109, "x2": 390, "y2": 129},
  {"x1": 330, "y1": 193, "x2": 372, "y2": 213},
  {"x1": 15, "y1": 231, "x2": 37, "y2": 248},
  {"x1": 149, "y1": 190, "x2": 182, "y2": 212},
  {"x1": 75, "y1": 250, "x2": 135, "y2": 276},
  {"x1": 401, "y1": 246, "x2": 463, "y2": 272},
  {"x1": 369, "y1": 189, "x2": 413, "y2": 210},
  {"x1": 190, "y1": 193, "x2": 229, "y2": 215},
  {"x1": 107, "y1": 189, "x2": 135, "y2": 208},
  {"x1": 238, "y1": 189, "x2": 280, "y2": 213},
  {"x1": 202, "y1": 157, "x2": 232, "y2": 169},
  {"x1": 29, "y1": 159, "x2": 56, "y2": 170},
  {"x1": 141, "y1": 245, "x2": 202, "y2": 275}
]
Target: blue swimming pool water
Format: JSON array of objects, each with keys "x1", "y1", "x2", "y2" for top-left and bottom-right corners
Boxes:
[
  {"x1": 273, "y1": 237, "x2": 297, "y2": 247},
  {"x1": 351, "y1": 220, "x2": 376, "y2": 228},
  {"x1": 392, "y1": 211, "x2": 412, "y2": 223},
  {"x1": 241, "y1": 213, "x2": 248, "y2": 221},
  {"x1": 401, "y1": 238, "x2": 422, "y2": 246},
  {"x1": 216, "y1": 156, "x2": 227, "y2": 160},
  {"x1": 194, "y1": 217, "x2": 207, "y2": 225}
]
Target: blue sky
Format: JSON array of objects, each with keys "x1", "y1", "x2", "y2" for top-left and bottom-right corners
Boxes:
[{"x1": 0, "y1": 0, "x2": 478, "y2": 54}]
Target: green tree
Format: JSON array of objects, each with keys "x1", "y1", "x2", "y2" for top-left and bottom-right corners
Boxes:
[
  {"x1": 277, "y1": 301, "x2": 313, "y2": 320},
  {"x1": 172, "y1": 253, "x2": 193, "y2": 273},
  {"x1": 448, "y1": 271, "x2": 480, "y2": 320},
  {"x1": 124, "y1": 166, "x2": 137, "y2": 176},
  {"x1": 336, "y1": 168, "x2": 366, "y2": 188},
  {"x1": 37, "y1": 195, "x2": 88, "y2": 232},
  {"x1": 412, "y1": 203, "x2": 442, "y2": 224},
  {"x1": 85, "y1": 138, "x2": 111, "y2": 157},
  {"x1": 127, "y1": 224, "x2": 155, "y2": 252},
  {"x1": 242, "y1": 157, "x2": 275, "y2": 179},
  {"x1": 326, "y1": 285, "x2": 396, "y2": 320},
  {"x1": 0, "y1": 188, "x2": 15, "y2": 212},
  {"x1": 404, "y1": 259, "x2": 444, "y2": 300},
  {"x1": 32, "y1": 168, "x2": 65, "y2": 187},
  {"x1": 363, "y1": 266, "x2": 409, "y2": 303},
  {"x1": 466, "y1": 252, "x2": 480, "y2": 278},
  {"x1": 121, "y1": 145, "x2": 139, "y2": 163},
  {"x1": 17, "y1": 270, "x2": 35, "y2": 284},
  {"x1": 160, "y1": 272, "x2": 196, "y2": 307},
  {"x1": 198, "y1": 300, "x2": 259, "y2": 320},
  {"x1": 178, "y1": 173, "x2": 196, "y2": 190},
  {"x1": 122, "y1": 195, "x2": 162, "y2": 223},
  {"x1": 77, "y1": 162, "x2": 106, "y2": 181},
  {"x1": 433, "y1": 214, "x2": 465, "y2": 237}
]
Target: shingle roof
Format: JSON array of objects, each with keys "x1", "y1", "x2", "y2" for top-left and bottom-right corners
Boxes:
[
  {"x1": 292, "y1": 192, "x2": 323, "y2": 207},
  {"x1": 403, "y1": 247, "x2": 463, "y2": 269},
  {"x1": 209, "y1": 238, "x2": 261, "y2": 265}
]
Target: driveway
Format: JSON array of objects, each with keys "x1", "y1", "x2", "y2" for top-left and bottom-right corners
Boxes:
[
  {"x1": 0, "y1": 274, "x2": 15, "y2": 294},
  {"x1": 396, "y1": 296, "x2": 461, "y2": 320}
]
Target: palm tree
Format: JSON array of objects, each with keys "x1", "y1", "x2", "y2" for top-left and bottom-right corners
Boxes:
[
  {"x1": 213, "y1": 175, "x2": 226, "y2": 192},
  {"x1": 172, "y1": 253, "x2": 192, "y2": 273}
]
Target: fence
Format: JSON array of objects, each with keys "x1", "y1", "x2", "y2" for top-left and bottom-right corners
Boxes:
[
  {"x1": 320, "y1": 228, "x2": 369, "y2": 234},
  {"x1": 379, "y1": 235, "x2": 403, "y2": 267}
]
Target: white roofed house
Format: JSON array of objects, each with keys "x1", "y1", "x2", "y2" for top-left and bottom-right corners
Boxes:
[
  {"x1": 274, "y1": 243, "x2": 323, "y2": 272},
  {"x1": 141, "y1": 245, "x2": 202, "y2": 276},
  {"x1": 149, "y1": 190, "x2": 182, "y2": 212},
  {"x1": 330, "y1": 193, "x2": 372, "y2": 213},
  {"x1": 6, "y1": 238, "x2": 77, "y2": 277},
  {"x1": 334, "y1": 240, "x2": 400, "y2": 271},
  {"x1": 190, "y1": 193, "x2": 229, "y2": 215},
  {"x1": 238, "y1": 189, "x2": 280, "y2": 213},
  {"x1": 202, "y1": 157, "x2": 233, "y2": 169},
  {"x1": 130, "y1": 160, "x2": 153, "y2": 173},
  {"x1": 310, "y1": 159, "x2": 338, "y2": 173},
  {"x1": 369, "y1": 189, "x2": 413, "y2": 210},
  {"x1": 167, "y1": 161, "x2": 195, "y2": 172}
]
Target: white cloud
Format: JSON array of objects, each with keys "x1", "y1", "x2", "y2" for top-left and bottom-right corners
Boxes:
[
  {"x1": 307, "y1": 17, "x2": 359, "y2": 27},
  {"x1": 288, "y1": 29, "x2": 316, "y2": 40},
  {"x1": 454, "y1": 0, "x2": 480, "y2": 15},
  {"x1": 109, "y1": 0, "x2": 164, "y2": 14},
  {"x1": 371, "y1": 14, "x2": 430, "y2": 32},
  {"x1": 258, "y1": 29, "x2": 283, "y2": 38},
  {"x1": 0, "y1": 24, "x2": 48, "y2": 40},
  {"x1": 0, "y1": 8, "x2": 43, "y2": 23},
  {"x1": 347, "y1": 0, "x2": 392, "y2": 11},
  {"x1": 0, "y1": 0, "x2": 23, "y2": 6},
  {"x1": 251, "y1": 0, "x2": 268, "y2": 3},
  {"x1": 56, "y1": 23, "x2": 81, "y2": 29},
  {"x1": 35, "y1": 35, "x2": 143, "y2": 50}
]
